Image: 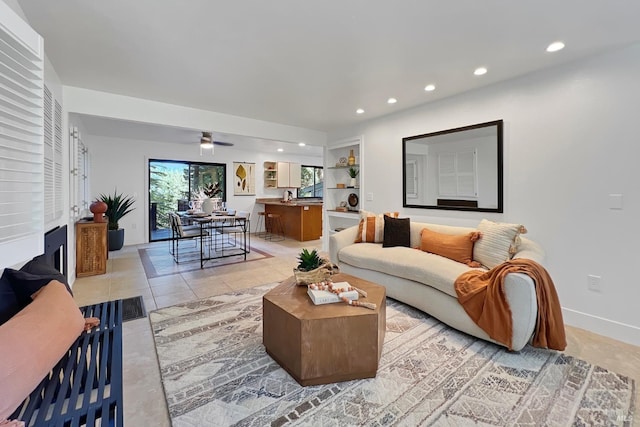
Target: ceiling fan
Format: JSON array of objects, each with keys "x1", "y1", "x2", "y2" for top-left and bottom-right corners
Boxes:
[{"x1": 200, "y1": 131, "x2": 234, "y2": 148}]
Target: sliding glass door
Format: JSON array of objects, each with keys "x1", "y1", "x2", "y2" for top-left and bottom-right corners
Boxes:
[{"x1": 148, "y1": 159, "x2": 226, "y2": 242}]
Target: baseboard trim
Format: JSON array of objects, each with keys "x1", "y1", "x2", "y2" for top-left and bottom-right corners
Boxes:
[{"x1": 562, "y1": 307, "x2": 640, "y2": 347}]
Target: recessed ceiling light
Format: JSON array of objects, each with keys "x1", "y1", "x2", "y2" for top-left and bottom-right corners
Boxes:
[
  {"x1": 546, "y1": 41, "x2": 565, "y2": 52},
  {"x1": 277, "y1": 148, "x2": 284, "y2": 152},
  {"x1": 298, "y1": 142, "x2": 306, "y2": 147},
  {"x1": 424, "y1": 84, "x2": 436, "y2": 92},
  {"x1": 474, "y1": 67, "x2": 487, "y2": 76},
  {"x1": 387, "y1": 98, "x2": 397, "y2": 104},
  {"x1": 356, "y1": 108, "x2": 365, "y2": 114}
]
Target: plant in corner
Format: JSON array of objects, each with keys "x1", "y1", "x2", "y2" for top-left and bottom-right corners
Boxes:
[{"x1": 99, "y1": 190, "x2": 136, "y2": 251}]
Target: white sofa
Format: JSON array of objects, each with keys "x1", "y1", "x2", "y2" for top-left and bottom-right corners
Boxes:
[{"x1": 329, "y1": 221, "x2": 545, "y2": 351}]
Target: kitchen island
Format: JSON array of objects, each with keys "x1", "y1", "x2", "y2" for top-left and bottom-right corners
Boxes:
[{"x1": 256, "y1": 198, "x2": 323, "y2": 241}]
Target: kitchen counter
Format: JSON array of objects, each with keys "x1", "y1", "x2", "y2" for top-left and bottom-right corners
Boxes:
[
  {"x1": 256, "y1": 198, "x2": 323, "y2": 207},
  {"x1": 256, "y1": 198, "x2": 323, "y2": 241}
]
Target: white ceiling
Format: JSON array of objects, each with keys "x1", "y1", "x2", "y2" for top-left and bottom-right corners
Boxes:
[
  {"x1": 17, "y1": 1, "x2": 640, "y2": 143},
  {"x1": 73, "y1": 114, "x2": 324, "y2": 157}
]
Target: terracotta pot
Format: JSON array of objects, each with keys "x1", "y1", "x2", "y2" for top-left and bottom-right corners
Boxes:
[{"x1": 89, "y1": 200, "x2": 107, "y2": 223}]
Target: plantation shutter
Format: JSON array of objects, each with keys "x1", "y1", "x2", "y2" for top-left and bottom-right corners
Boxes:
[
  {"x1": 0, "y1": 3, "x2": 45, "y2": 268},
  {"x1": 43, "y1": 85, "x2": 54, "y2": 221},
  {"x1": 54, "y1": 99, "x2": 63, "y2": 218},
  {"x1": 43, "y1": 85, "x2": 64, "y2": 223}
]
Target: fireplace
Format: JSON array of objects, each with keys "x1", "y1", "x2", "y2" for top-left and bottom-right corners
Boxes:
[{"x1": 44, "y1": 225, "x2": 68, "y2": 280}]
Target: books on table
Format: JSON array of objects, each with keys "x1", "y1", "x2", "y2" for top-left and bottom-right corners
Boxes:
[{"x1": 307, "y1": 282, "x2": 359, "y2": 305}]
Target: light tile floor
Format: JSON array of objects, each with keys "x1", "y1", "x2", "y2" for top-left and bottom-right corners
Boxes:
[{"x1": 72, "y1": 237, "x2": 640, "y2": 426}]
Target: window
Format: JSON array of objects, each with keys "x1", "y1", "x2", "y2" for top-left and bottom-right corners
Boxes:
[
  {"x1": 438, "y1": 150, "x2": 477, "y2": 198},
  {"x1": 298, "y1": 165, "x2": 323, "y2": 198},
  {"x1": 148, "y1": 159, "x2": 226, "y2": 241}
]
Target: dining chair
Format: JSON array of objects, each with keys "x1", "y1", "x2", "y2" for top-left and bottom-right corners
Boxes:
[
  {"x1": 169, "y1": 212, "x2": 208, "y2": 263},
  {"x1": 218, "y1": 211, "x2": 250, "y2": 252}
]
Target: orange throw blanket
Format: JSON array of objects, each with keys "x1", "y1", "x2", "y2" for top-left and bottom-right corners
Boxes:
[{"x1": 454, "y1": 258, "x2": 566, "y2": 351}]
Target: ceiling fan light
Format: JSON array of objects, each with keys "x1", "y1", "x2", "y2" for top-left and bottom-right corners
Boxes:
[{"x1": 200, "y1": 131, "x2": 214, "y2": 155}]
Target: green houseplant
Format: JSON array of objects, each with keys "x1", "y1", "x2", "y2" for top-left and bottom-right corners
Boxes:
[
  {"x1": 293, "y1": 248, "x2": 336, "y2": 284},
  {"x1": 347, "y1": 167, "x2": 359, "y2": 188},
  {"x1": 99, "y1": 190, "x2": 136, "y2": 251}
]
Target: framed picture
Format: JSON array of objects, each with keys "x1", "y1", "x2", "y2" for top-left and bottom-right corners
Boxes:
[{"x1": 233, "y1": 162, "x2": 255, "y2": 195}]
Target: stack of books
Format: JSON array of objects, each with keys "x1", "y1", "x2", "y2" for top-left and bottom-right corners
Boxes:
[{"x1": 307, "y1": 282, "x2": 359, "y2": 305}]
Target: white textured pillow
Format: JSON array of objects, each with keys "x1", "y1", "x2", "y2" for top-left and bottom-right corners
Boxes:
[{"x1": 473, "y1": 219, "x2": 527, "y2": 268}]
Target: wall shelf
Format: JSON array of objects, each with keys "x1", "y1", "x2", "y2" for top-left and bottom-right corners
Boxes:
[
  {"x1": 323, "y1": 137, "x2": 364, "y2": 250},
  {"x1": 327, "y1": 164, "x2": 360, "y2": 169}
]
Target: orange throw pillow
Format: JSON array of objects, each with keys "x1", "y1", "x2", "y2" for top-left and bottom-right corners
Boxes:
[{"x1": 420, "y1": 228, "x2": 482, "y2": 267}]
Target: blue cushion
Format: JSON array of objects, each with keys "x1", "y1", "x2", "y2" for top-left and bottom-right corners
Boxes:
[
  {"x1": 3, "y1": 269, "x2": 69, "y2": 307},
  {"x1": 20, "y1": 255, "x2": 71, "y2": 294},
  {"x1": 0, "y1": 271, "x2": 21, "y2": 325}
]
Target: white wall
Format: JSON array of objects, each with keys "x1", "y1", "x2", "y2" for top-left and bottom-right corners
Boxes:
[
  {"x1": 329, "y1": 44, "x2": 640, "y2": 346},
  {"x1": 83, "y1": 135, "x2": 322, "y2": 245}
]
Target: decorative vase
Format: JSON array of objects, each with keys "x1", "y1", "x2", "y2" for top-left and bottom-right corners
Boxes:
[
  {"x1": 201, "y1": 197, "x2": 222, "y2": 214},
  {"x1": 89, "y1": 200, "x2": 107, "y2": 223},
  {"x1": 348, "y1": 149, "x2": 356, "y2": 166},
  {"x1": 201, "y1": 198, "x2": 214, "y2": 214},
  {"x1": 349, "y1": 177, "x2": 357, "y2": 188}
]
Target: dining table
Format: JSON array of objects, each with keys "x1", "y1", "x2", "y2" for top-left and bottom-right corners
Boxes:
[{"x1": 182, "y1": 212, "x2": 250, "y2": 268}]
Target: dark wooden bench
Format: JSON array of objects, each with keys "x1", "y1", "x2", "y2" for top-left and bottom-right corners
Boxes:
[{"x1": 11, "y1": 300, "x2": 123, "y2": 427}]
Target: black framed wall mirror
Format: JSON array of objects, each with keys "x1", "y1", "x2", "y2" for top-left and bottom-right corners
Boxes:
[{"x1": 402, "y1": 119, "x2": 503, "y2": 213}]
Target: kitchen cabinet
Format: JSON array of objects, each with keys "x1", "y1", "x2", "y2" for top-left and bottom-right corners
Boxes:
[
  {"x1": 261, "y1": 201, "x2": 323, "y2": 241},
  {"x1": 276, "y1": 161, "x2": 301, "y2": 188}
]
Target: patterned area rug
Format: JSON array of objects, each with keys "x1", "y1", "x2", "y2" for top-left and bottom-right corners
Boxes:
[
  {"x1": 150, "y1": 284, "x2": 635, "y2": 426},
  {"x1": 139, "y1": 244, "x2": 272, "y2": 279}
]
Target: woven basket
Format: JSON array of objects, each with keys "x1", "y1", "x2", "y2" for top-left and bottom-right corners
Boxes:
[{"x1": 293, "y1": 262, "x2": 335, "y2": 285}]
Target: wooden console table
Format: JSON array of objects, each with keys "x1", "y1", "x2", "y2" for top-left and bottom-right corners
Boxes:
[{"x1": 76, "y1": 220, "x2": 108, "y2": 277}]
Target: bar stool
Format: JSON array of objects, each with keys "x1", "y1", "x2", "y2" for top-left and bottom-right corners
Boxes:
[
  {"x1": 255, "y1": 211, "x2": 266, "y2": 238},
  {"x1": 265, "y1": 213, "x2": 285, "y2": 241}
]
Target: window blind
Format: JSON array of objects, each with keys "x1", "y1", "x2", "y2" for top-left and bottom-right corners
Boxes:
[
  {"x1": 54, "y1": 99, "x2": 63, "y2": 219},
  {"x1": 43, "y1": 85, "x2": 54, "y2": 222},
  {"x1": 43, "y1": 84, "x2": 64, "y2": 223},
  {"x1": 0, "y1": 5, "x2": 44, "y2": 268}
]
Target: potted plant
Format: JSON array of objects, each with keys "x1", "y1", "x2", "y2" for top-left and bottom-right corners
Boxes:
[
  {"x1": 347, "y1": 167, "x2": 359, "y2": 188},
  {"x1": 99, "y1": 190, "x2": 136, "y2": 251},
  {"x1": 293, "y1": 248, "x2": 336, "y2": 284},
  {"x1": 200, "y1": 182, "x2": 223, "y2": 213}
]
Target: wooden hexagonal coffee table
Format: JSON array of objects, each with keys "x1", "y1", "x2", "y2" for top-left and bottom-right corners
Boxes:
[{"x1": 263, "y1": 273, "x2": 386, "y2": 386}]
